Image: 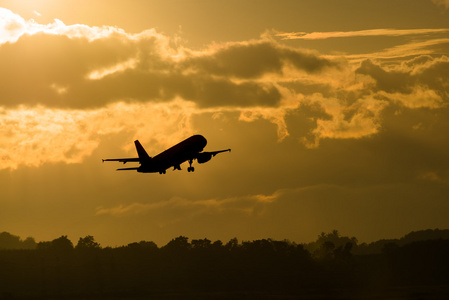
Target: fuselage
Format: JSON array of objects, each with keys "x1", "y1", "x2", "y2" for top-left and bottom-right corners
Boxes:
[{"x1": 137, "y1": 135, "x2": 207, "y2": 173}]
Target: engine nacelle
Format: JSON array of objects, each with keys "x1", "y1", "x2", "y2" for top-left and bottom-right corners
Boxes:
[{"x1": 197, "y1": 152, "x2": 212, "y2": 164}]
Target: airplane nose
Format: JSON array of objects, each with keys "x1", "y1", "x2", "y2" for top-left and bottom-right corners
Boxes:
[{"x1": 199, "y1": 135, "x2": 207, "y2": 148}]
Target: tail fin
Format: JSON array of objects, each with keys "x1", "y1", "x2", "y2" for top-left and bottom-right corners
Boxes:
[{"x1": 134, "y1": 140, "x2": 151, "y2": 163}]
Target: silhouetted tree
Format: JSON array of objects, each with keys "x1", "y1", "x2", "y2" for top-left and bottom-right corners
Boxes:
[
  {"x1": 2, "y1": 230, "x2": 449, "y2": 299},
  {"x1": 37, "y1": 241, "x2": 52, "y2": 250},
  {"x1": 314, "y1": 241, "x2": 335, "y2": 260},
  {"x1": 191, "y1": 238, "x2": 212, "y2": 249},
  {"x1": 0, "y1": 232, "x2": 36, "y2": 249},
  {"x1": 401, "y1": 229, "x2": 449, "y2": 244},
  {"x1": 0, "y1": 232, "x2": 21, "y2": 249},
  {"x1": 163, "y1": 236, "x2": 190, "y2": 252},
  {"x1": 225, "y1": 237, "x2": 239, "y2": 251},
  {"x1": 307, "y1": 230, "x2": 357, "y2": 258},
  {"x1": 76, "y1": 235, "x2": 101, "y2": 250},
  {"x1": 212, "y1": 240, "x2": 223, "y2": 248},
  {"x1": 127, "y1": 240, "x2": 158, "y2": 250},
  {"x1": 50, "y1": 235, "x2": 74, "y2": 252},
  {"x1": 331, "y1": 242, "x2": 354, "y2": 269},
  {"x1": 22, "y1": 237, "x2": 37, "y2": 249}
]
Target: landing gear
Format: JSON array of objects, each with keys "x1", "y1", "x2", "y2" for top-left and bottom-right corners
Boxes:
[
  {"x1": 158, "y1": 170, "x2": 166, "y2": 174},
  {"x1": 187, "y1": 159, "x2": 195, "y2": 172}
]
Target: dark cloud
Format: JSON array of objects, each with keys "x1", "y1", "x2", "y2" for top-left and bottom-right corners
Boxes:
[
  {"x1": 183, "y1": 41, "x2": 340, "y2": 79},
  {"x1": 356, "y1": 59, "x2": 414, "y2": 93},
  {"x1": 356, "y1": 57, "x2": 449, "y2": 103},
  {"x1": 418, "y1": 58, "x2": 449, "y2": 94},
  {"x1": 0, "y1": 31, "x2": 341, "y2": 109},
  {"x1": 67, "y1": 71, "x2": 282, "y2": 108},
  {"x1": 280, "y1": 47, "x2": 340, "y2": 73},
  {"x1": 184, "y1": 42, "x2": 284, "y2": 78},
  {"x1": 0, "y1": 33, "x2": 141, "y2": 107}
]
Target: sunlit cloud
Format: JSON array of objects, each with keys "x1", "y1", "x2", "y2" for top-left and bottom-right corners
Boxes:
[
  {"x1": 346, "y1": 39, "x2": 449, "y2": 63},
  {"x1": 276, "y1": 28, "x2": 449, "y2": 40},
  {"x1": 0, "y1": 105, "x2": 99, "y2": 169},
  {"x1": 87, "y1": 58, "x2": 138, "y2": 80},
  {"x1": 0, "y1": 7, "x2": 172, "y2": 45},
  {"x1": 379, "y1": 87, "x2": 444, "y2": 109},
  {"x1": 0, "y1": 100, "x2": 197, "y2": 170},
  {"x1": 0, "y1": 8, "x2": 26, "y2": 44},
  {"x1": 95, "y1": 192, "x2": 279, "y2": 221},
  {"x1": 356, "y1": 57, "x2": 449, "y2": 100},
  {"x1": 302, "y1": 94, "x2": 389, "y2": 148}
]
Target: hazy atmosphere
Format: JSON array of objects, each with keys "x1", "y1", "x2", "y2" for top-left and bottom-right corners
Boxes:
[{"x1": 1, "y1": 0, "x2": 449, "y2": 247}]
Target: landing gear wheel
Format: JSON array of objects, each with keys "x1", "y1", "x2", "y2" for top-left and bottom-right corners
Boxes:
[{"x1": 187, "y1": 159, "x2": 195, "y2": 172}]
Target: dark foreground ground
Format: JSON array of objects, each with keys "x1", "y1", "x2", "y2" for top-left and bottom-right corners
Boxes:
[
  {"x1": 1, "y1": 237, "x2": 449, "y2": 299},
  {"x1": 3, "y1": 286, "x2": 449, "y2": 300}
]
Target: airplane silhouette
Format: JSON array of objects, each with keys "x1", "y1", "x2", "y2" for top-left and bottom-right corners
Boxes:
[{"x1": 102, "y1": 135, "x2": 231, "y2": 174}]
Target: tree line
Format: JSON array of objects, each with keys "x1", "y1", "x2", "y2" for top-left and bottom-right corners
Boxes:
[
  {"x1": 0, "y1": 230, "x2": 449, "y2": 299},
  {"x1": 3, "y1": 228, "x2": 449, "y2": 253}
]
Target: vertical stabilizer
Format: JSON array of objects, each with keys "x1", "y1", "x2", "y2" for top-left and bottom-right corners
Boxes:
[{"x1": 134, "y1": 140, "x2": 151, "y2": 163}]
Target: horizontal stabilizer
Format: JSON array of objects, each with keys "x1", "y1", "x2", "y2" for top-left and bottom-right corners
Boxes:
[{"x1": 103, "y1": 158, "x2": 139, "y2": 164}]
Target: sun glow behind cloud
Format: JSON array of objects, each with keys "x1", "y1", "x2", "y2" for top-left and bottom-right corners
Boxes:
[{"x1": 0, "y1": 100, "x2": 200, "y2": 170}]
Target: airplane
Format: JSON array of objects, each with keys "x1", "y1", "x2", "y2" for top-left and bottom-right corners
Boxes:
[{"x1": 102, "y1": 134, "x2": 231, "y2": 174}]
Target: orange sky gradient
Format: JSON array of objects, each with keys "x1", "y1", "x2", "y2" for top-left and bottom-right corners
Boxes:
[{"x1": 1, "y1": 0, "x2": 449, "y2": 247}]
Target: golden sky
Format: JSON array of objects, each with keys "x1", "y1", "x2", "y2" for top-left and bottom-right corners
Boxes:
[{"x1": 1, "y1": 0, "x2": 449, "y2": 247}]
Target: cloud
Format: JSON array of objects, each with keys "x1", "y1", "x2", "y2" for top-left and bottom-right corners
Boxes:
[
  {"x1": 94, "y1": 182, "x2": 449, "y2": 243},
  {"x1": 276, "y1": 28, "x2": 449, "y2": 40},
  {"x1": 378, "y1": 87, "x2": 444, "y2": 109},
  {"x1": 356, "y1": 57, "x2": 449, "y2": 105},
  {"x1": 0, "y1": 30, "x2": 175, "y2": 108},
  {"x1": 0, "y1": 8, "x2": 132, "y2": 44},
  {"x1": 291, "y1": 53, "x2": 449, "y2": 147},
  {"x1": 0, "y1": 9, "x2": 341, "y2": 110},
  {"x1": 95, "y1": 193, "x2": 278, "y2": 229},
  {"x1": 432, "y1": 0, "x2": 449, "y2": 9},
  {"x1": 0, "y1": 100, "x2": 196, "y2": 170},
  {"x1": 96, "y1": 193, "x2": 276, "y2": 216},
  {"x1": 0, "y1": 8, "x2": 26, "y2": 44},
  {"x1": 1, "y1": 8, "x2": 449, "y2": 169},
  {"x1": 183, "y1": 40, "x2": 340, "y2": 78},
  {"x1": 302, "y1": 94, "x2": 388, "y2": 148},
  {"x1": 341, "y1": 39, "x2": 449, "y2": 67}
]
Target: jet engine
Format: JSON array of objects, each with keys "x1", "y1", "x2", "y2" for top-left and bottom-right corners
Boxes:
[{"x1": 197, "y1": 152, "x2": 212, "y2": 164}]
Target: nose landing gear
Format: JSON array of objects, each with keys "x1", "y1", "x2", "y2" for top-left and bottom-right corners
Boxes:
[{"x1": 187, "y1": 159, "x2": 195, "y2": 172}]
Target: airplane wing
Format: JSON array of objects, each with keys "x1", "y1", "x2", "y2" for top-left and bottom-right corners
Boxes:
[
  {"x1": 102, "y1": 158, "x2": 140, "y2": 164},
  {"x1": 194, "y1": 149, "x2": 231, "y2": 164},
  {"x1": 206, "y1": 149, "x2": 231, "y2": 157},
  {"x1": 117, "y1": 167, "x2": 139, "y2": 171}
]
